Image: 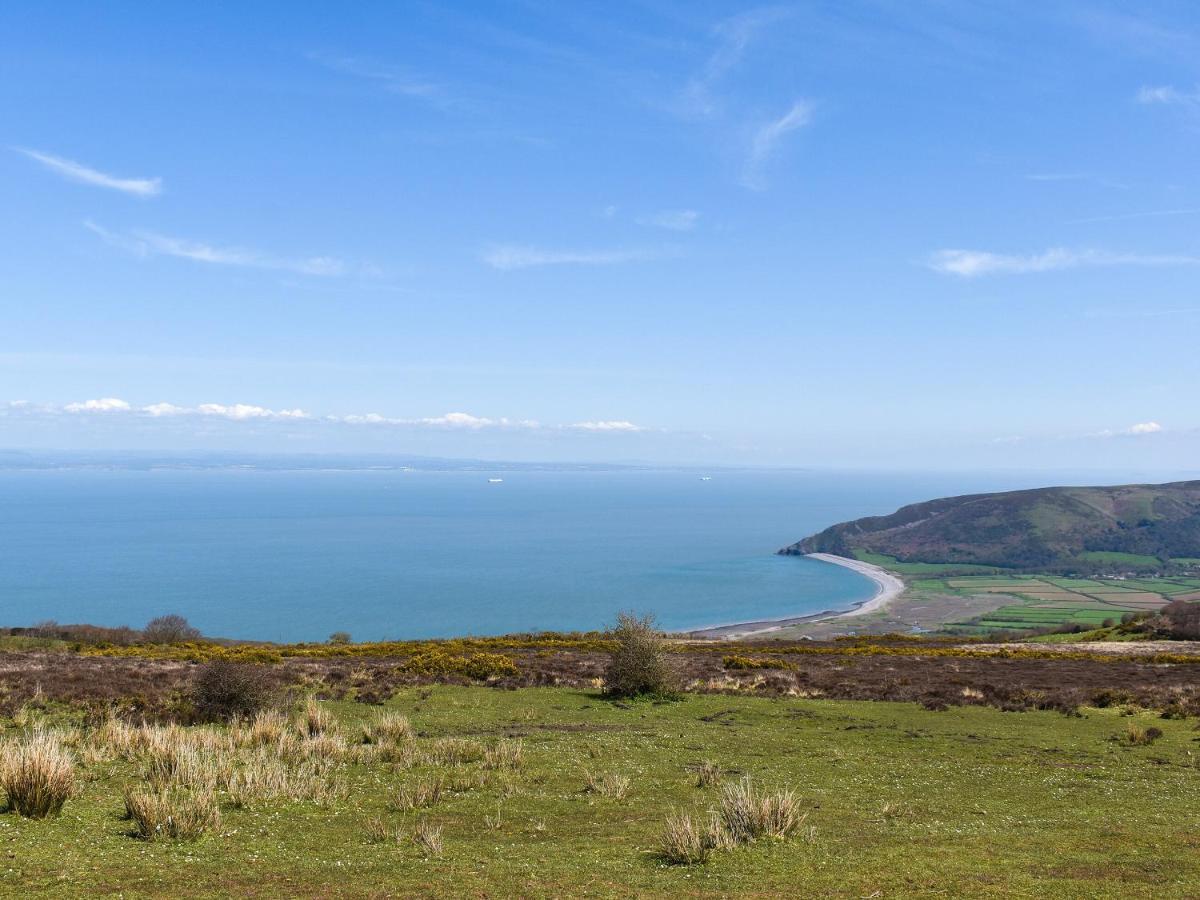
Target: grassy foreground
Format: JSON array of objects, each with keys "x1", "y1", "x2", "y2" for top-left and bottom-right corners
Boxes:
[{"x1": 3, "y1": 686, "x2": 1199, "y2": 897}]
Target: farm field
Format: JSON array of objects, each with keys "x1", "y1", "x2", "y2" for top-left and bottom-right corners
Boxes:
[
  {"x1": 917, "y1": 575, "x2": 1200, "y2": 633},
  {"x1": 3, "y1": 686, "x2": 1200, "y2": 897}
]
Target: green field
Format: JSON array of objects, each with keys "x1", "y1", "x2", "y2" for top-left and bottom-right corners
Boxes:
[
  {"x1": 852, "y1": 550, "x2": 1004, "y2": 576},
  {"x1": 914, "y1": 574, "x2": 1200, "y2": 633},
  {"x1": 1075, "y1": 551, "x2": 1164, "y2": 567},
  {"x1": 4, "y1": 686, "x2": 1200, "y2": 897}
]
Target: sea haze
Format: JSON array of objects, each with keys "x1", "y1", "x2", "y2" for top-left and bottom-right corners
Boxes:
[{"x1": 0, "y1": 467, "x2": 1114, "y2": 642}]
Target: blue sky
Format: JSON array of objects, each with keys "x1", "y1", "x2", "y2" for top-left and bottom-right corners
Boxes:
[{"x1": 2, "y1": 1, "x2": 1199, "y2": 469}]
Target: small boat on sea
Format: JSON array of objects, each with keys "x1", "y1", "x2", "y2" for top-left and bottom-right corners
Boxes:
[
  {"x1": 699, "y1": 476, "x2": 712, "y2": 481},
  {"x1": 488, "y1": 478, "x2": 504, "y2": 483}
]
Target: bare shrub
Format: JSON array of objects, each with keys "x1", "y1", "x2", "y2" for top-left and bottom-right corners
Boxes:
[
  {"x1": 603, "y1": 611, "x2": 676, "y2": 698},
  {"x1": 1160, "y1": 600, "x2": 1200, "y2": 640},
  {"x1": 0, "y1": 729, "x2": 75, "y2": 818},
  {"x1": 124, "y1": 787, "x2": 220, "y2": 840},
  {"x1": 192, "y1": 661, "x2": 274, "y2": 722},
  {"x1": 329, "y1": 632, "x2": 352, "y2": 645},
  {"x1": 718, "y1": 777, "x2": 803, "y2": 842},
  {"x1": 413, "y1": 820, "x2": 444, "y2": 857},
  {"x1": 143, "y1": 614, "x2": 201, "y2": 645},
  {"x1": 582, "y1": 770, "x2": 630, "y2": 800}
]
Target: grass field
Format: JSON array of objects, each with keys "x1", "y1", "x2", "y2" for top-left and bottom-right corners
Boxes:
[
  {"x1": 3, "y1": 686, "x2": 1199, "y2": 897},
  {"x1": 911, "y1": 574, "x2": 1200, "y2": 633}
]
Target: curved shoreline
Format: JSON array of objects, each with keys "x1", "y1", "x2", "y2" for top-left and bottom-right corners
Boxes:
[{"x1": 683, "y1": 553, "x2": 905, "y2": 640}]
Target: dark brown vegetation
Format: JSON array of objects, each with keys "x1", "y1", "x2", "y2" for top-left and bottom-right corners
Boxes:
[{"x1": 3, "y1": 634, "x2": 1200, "y2": 722}]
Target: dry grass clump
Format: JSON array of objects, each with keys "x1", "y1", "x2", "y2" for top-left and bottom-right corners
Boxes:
[
  {"x1": 658, "y1": 810, "x2": 732, "y2": 865},
  {"x1": 413, "y1": 820, "x2": 444, "y2": 857},
  {"x1": 145, "y1": 740, "x2": 223, "y2": 792},
  {"x1": 717, "y1": 777, "x2": 803, "y2": 842},
  {"x1": 0, "y1": 729, "x2": 75, "y2": 818},
  {"x1": 363, "y1": 816, "x2": 403, "y2": 844},
  {"x1": 361, "y1": 711, "x2": 414, "y2": 746},
  {"x1": 483, "y1": 739, "x2": 524, "y2": 771},
  {"x1": 583, "y1": 770, "x2": 630, "y2": 800},
  {"x1": 237, "y1": 709, "x2": 289, "y2": 747},
  {"x1": 424, "y1": 737, "x2": 483, "y2": 767},
  {"x1": 695, "y1": 760, "x2": 721, "y2": 788},
  {"x1": 124, "y1": 787, "x2": 221, "y2": 840},
  {"x1": 298, "y1": 697, "x2": 337, "y2": 738},
  {"x1": 1124, "y1": 723, "x2": 1164, "y2": 745},
  {"x1": 393, "y1": 775, "x2": 445, "y2": 811}
]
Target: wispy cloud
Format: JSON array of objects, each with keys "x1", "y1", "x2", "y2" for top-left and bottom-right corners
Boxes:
[
  {"x1": 15, "y1": 148, "x2": 161, "y2": 196},
  {"x1": 680, "y1": 7, "x2": 790, "y2": 118},
  {"x1": 481, "y1": 244, "x2": 655, "y2": 270},
  {"x1": 636, "y1": 210, "x2": 700, "y2": 231},
  {"x1": 1137, "y1": 84, "x2": 1200, "y2": 106},
  {"x1": 1065, "y1": 207, "x2": 1200, "y2": 225},
  {"x1": 928, "y1": 247, "x2": 1200, "y2": 277},
  {"x1": 308, "y1": 52, "x2": 440, "y2": 99},
  {"x1": 85, "y1": 221, "x2": 347, "y2": 277},
  {"x1": 64, "y1": 397, "x2": 131, "y2": 413},
  {"x1": 741, "y1": 100, "x2": 814, "y2": 190},
  {"x1": 569, "y1": 420, "x2": 643, "y2": 433}
]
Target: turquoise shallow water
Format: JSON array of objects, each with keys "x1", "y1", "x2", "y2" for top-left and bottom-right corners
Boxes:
[{"x1": 0, "y1": 468, "x2": 1037, "y2": 641}]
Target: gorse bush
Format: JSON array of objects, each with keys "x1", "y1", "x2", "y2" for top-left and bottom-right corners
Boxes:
[
  {"x1": 603, "y1": 611, "x2": 677, "y2": 698},
  {"x1": 0, "y1": 729, "x2": 75, "y2": 818},
  {"x1": 401, "y1": 649, "x2": 519, "y2": 680}
]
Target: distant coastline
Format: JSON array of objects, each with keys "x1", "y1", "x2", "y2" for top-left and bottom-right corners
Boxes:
[{"x1": 684, "y1": 553, "x2": 905, "y2": 639}]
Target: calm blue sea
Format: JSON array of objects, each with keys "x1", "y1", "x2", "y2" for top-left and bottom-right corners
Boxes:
[{"x1": 0, "y1": 468, "x2": 1068, "y2": 642}]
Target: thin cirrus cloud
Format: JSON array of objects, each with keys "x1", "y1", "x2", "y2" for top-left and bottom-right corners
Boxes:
[
  {"x1": 35, "y1": 399, "x2": 647, "y2": 433},
  {"x1": 740, "y1": 100, "x2": 815, "y2": 191},
  {"x1": 679, "y1": 7, "x2": 792, "y2": 119},
  {"x1": 1093, "y1": 422, "x2": 1164, "y2": 438},
  {"x1": 307, "y1": 52, "x2": 440, "y2": 99},
  {"x1": 927, "y1": 247, "x2": 1200, "y2": 277},
  {"x1": 1137, "y1": 84, "x2": 1200, "y2": 106},
  {"x1": 481, "y1": 244, "x2": 656, "y2": 270},
  {"x1": 85, "y1": 221, "x2": 347, "y2": 277},
  {"x1": 15, "y1": 148, "x2": 161, "y2": 196},
  {"x1": 636, "y1": 210, "x2": 700, "y2": 231}
]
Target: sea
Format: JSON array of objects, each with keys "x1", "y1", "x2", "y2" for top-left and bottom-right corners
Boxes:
[{"x1": 0, "y1": 466, "x2": 1140, "y2": 642}]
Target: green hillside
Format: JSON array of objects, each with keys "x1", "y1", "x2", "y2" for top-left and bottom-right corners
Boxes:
[{"x1": 784, "y1": 481, "x2": 1200, "y2": 573}]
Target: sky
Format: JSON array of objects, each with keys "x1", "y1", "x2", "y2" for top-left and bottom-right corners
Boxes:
[{"x1": 2, "y1": 1, "x2": 1199, "y2": 470}]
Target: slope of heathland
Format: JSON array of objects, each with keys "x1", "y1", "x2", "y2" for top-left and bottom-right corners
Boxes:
[{"x1": 783, "y1": 481, "x2": 1200, "y2": 573}]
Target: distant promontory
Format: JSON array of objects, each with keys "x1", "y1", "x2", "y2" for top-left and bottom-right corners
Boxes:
[{"x1": 781, "y1": 480, "x2": 1200, "y2": 574}]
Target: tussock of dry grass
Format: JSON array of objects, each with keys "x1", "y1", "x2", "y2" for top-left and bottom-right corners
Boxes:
[
  {"x1": 659, "y1": 811, "x2": 710, "y2": 864},
  {"x1": 413, "y1": 820, "x2": 444, "y2": 857},
  {"x1": 583, "y1": 770, "x2": 630, "y2": 800},
  {"x1": 361, "y1": 711, "x2": 414, "y2": 745},
  {"x1": 483, "y1": 739, "x2": 524, "y2": 771},
  {"x1": 124, "y1": 787, "x2": 221, "y2": 841},
  {"x1": 717, "y1": 777, "x2": 803, "y2": 842},
  {"x1": 424, "y1": 737, "x2": 484, "y2": 767},
  {"x1": 363, "y1": 816, "x2": 403, "y2": 844},
  {"x1": 393, "y1": 775, "x2": 445, "y2": 810},
  {"x1": 299, "y1": 697, "x2": 337, "y2": 738},
  {"x1": 695, "y1": 760, "x2": 721, "y2": 788},
  {"x1": 0, "y1": 728, "x2": 75, "y2": 818}
]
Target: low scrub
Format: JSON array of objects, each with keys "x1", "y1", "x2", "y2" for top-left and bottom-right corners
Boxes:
[
  {"x1": 722, "y1": 655, "x2": 793, "y2": 671},
  {"x1": 0, "y1": 729, "x2": 75, "y2": 818},
  {"x1": 401, "y1": 649, "x2": 519, "y2": 680}
]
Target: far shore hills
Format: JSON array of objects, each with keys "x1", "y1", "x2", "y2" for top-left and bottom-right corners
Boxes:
[{"x1": 695, "y1": 480, "x2": 1200, "y2": 641}]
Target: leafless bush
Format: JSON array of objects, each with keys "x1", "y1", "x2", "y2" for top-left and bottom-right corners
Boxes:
[
  {"x1": 143, "y1": 614, "x2": 201, "y2": 645},
  {"x1": 192, "y1": 661, "x2": 274, "y2": 722}
]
